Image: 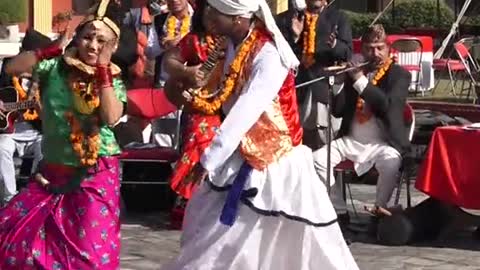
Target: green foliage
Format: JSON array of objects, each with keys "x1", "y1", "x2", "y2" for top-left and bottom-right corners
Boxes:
[
  {"x1": 343, "y1": 0, "x2": 457, "y2": 38},
  {"x1": 0, "y1": 0, "x2": 27, "y2": 24},
  {"x1": 393, "y1": 0, "x2": 454, "y2": 29}
]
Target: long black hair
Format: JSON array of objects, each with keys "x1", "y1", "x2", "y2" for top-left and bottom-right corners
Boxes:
[{"x1": 191, "y1": 0, "x2": 207, "y2": 34}]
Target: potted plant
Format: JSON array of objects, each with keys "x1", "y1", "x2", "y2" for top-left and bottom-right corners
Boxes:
[{"x1": 0, "y1": 0, "x2": 27, "y2": 42}]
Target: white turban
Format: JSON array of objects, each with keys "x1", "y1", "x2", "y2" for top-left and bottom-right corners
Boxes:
[
  {"x1": 293, "y1": 0, "x2": 306, "y2": 10},
  {"x1": 207, "y1": 0, "x2": 299, "y2": 70}
]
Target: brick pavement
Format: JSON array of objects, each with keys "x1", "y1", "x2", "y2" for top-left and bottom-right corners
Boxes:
[{"x1": 120, "y1": 184, "x2": 480, "y2": 270}]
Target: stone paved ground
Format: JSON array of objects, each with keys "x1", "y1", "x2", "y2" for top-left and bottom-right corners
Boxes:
[{"x1": 120, "y1": 183, "x2": 480, "y2": 270}]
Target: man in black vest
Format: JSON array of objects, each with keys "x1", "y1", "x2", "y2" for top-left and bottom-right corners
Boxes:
[
  {"x1": 276, "y1": 0, "x2": 352, "y2": 148},
  {"x1": 313, "y1": 24, "x2": 411, "y2": 219}
]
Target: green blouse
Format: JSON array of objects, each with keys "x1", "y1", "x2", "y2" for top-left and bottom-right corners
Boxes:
[{"x1": 35, "y1": 57, "x2": 126, "y2": 167}]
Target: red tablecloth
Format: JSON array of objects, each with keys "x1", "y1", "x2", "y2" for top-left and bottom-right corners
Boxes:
[
  {"x1": 353, "y1": 35, "x2": 434, "y2": 54},
  {"x1": 415, "y1": 126, "x2": 480, "y2": 209}
]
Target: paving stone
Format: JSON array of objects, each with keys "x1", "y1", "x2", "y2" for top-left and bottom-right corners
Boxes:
[{"x1": 120, "y1": 183, "x2": 480, "y2": 270}]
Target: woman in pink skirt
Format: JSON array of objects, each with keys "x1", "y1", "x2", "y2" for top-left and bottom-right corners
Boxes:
[{"x1": 0, "y1": 0, "x2": 127, "y2": 269}]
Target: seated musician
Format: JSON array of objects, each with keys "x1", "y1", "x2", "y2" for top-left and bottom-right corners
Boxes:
[
  {"x1": 0, "y1": 29, "x2": 50, "y2": 204},
  {"x1": 313, "y1": 24, "x2": 411, "y2": 219}
]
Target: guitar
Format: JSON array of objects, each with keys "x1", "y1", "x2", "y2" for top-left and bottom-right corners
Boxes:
[
  {"x1": 0, "y1": 86, "x2": 39, "y2": 132},
  {"x1": 164, "y1": 36, "x2": 226, "y2": 110}
]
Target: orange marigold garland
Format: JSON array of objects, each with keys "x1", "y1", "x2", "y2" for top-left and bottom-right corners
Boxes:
[
  {"x1": 356, "y1": 57, "x2": 394, "y2": 123},
  {"x1": 191, "y1": 28, "x2": 261, "y2": 115},
  {"x1": 302, "y1": 12, "x2": 318, "y2": 68},
  {"x1": 12, "y1": 76, "x2": 40, "y2": 121},
  {"x1": 65, "y1": 111, "x2": 101, "y2": 167},
  {"x1": 166, "y1": 14, "x2": 191, "y2": 39},
  {"x1": 205, "y1": 35, "x2": 216, "y2": 54},
  {"x1": 71, "y1": 81, "x2": 100, "y2": 115}
]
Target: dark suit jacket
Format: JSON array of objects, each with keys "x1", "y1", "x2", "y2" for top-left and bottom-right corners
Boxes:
[
  {"x1": 332, "y1": 64, "x2": 412, "y2": 155},
  {"x1": 276, "y1": 7, "x2": 352, "y2": 104}
]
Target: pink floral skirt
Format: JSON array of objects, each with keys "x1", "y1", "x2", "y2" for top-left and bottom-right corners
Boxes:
[{"x1": 0, "y1": 156, "x2": 121, "y2": 270}]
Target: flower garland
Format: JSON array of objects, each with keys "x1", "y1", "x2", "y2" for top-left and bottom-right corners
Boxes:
[
  {"x1": 191, "y1": 28, "x2": 261, "y2": 115},
  {"x1": 65, "y1": 111, "x2": 101, "y2": 167},
  {"x1": 71, "y1": 80, "x2": 100, "y2": 115},
  {"x1": 166, "y1": 14, "x2": 191, "y2": 39},
  {"x1": 205, "y1": 35, "x2": 216, "y2": 54},
  {"x1": 66, "y1": 75, "x2": 102, "y2": 166},
  {"x1": 301, "y1": 12, "x2": 318, "y2": 68},
  {"x1": 12, "y1": 76, "x2": 40, "y2": 121},
  {"x1": 356, "y1": 57, "x2": 394, "y2": 123}
]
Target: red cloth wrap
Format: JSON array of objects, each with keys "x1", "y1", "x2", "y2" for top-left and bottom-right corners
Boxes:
[
  {"x1": 95, "y1": 65, "x2": 113, "y2": 90},
  {"x1": 278, "y1": 72, "x2": 303, "y2": 146},
  {"x1": 415, "y1": 126, "x2": 480, "y2": 209},
  {"x1": 35, "y1": 45, "x2": 62, "y2": 61},
  {"x1": 169, "y1": 33, "x2": 219, "y2": 200}
]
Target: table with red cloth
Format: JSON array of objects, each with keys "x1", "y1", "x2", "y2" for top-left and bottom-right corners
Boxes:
[
  {"x1": 353, "y1": 34, "x2": 435, "y2": 93},
  {"x1": 415, "y1": 126, "x2": 480, "y2": 210}
]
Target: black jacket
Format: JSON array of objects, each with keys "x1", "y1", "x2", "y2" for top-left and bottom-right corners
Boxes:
[
  {"x1": 153, "y1": 13, "x2": 169, "y2": 87},
  {"x1": 276, "y1": 7, "x2": 352, "y2": 104},
  {"x1": 332, "y1": 64, "x2": 412, "y2": 155}
]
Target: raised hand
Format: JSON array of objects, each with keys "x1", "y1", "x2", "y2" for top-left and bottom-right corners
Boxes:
[
  {"x1": 291, "y1": 14, "x2": 305, "y2": 42},
  {"x1": 54, "y1": 22, "x2": 73, "y2": 50},
  {"x1": 326, "y1": 25, "x2": 338, "y2": 48}
]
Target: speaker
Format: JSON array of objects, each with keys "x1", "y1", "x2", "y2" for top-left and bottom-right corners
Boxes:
[{"x1": 377, "y1": 198, "x2": 450, "y2": 245}]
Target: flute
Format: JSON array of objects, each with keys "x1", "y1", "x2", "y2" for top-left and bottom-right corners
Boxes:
[{"x1": 295, "y1": 61, "x2": 370, "y2": 89}]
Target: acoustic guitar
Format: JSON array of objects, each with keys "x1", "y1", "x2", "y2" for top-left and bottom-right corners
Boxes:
[{"x1": 0, "y1": 86, "x2": 38, "y2": 133}]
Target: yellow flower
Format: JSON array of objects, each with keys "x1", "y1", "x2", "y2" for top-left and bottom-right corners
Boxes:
[{"x1": 166, "y1": 14, "x2": 190, "y2": 39}]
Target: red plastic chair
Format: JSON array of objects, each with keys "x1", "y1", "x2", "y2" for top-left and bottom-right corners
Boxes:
[
  {"x1": 334, "y1": 104, "x2": 416, "y2": 209},
  {"x1": 119, "y1": 88, "x2": 181, "y2": 185}
]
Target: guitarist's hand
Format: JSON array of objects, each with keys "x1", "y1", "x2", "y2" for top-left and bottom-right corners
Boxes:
[{"x1": 185, "y1": 65, "x2": 207, "y2": 88}]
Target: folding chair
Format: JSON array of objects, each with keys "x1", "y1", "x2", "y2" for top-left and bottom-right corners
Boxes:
[
  {"x1": 119, "y1": 88, "x2": 181, "y2": 185},
  {"x1": 390, "y1": 38, "x2": 424, "y2": 96},
  {"x1": 453, "y1": 39, "x2": 480, "y2": 102},
  {"x1": 334, "y1": 104, "x2": 416, "y2": 210}
]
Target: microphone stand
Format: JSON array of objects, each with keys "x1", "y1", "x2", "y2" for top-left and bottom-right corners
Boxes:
[
  {"x1": 326, "y1": 74, "x2": 334, "y2": 195},
  {"x1": 295, "y1": 63, "x2": 369, "y2": 195}
]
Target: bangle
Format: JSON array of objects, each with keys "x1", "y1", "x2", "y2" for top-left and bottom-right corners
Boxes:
[
  {"x1": 95, "y1": 65, "x2": 113, "y2": 89},
  {"x1": 34, "y1": 45, "x2": 62, "y2": 61}
]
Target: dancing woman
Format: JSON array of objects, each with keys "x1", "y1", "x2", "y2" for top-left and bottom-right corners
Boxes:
[{"x1": 0, "y1": 1, "x2": 126, "y2": 269}]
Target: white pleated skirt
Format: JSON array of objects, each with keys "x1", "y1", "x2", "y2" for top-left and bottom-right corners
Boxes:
[{"x1": 162, "y1": 145, "x2": 359, "y2": 270}]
